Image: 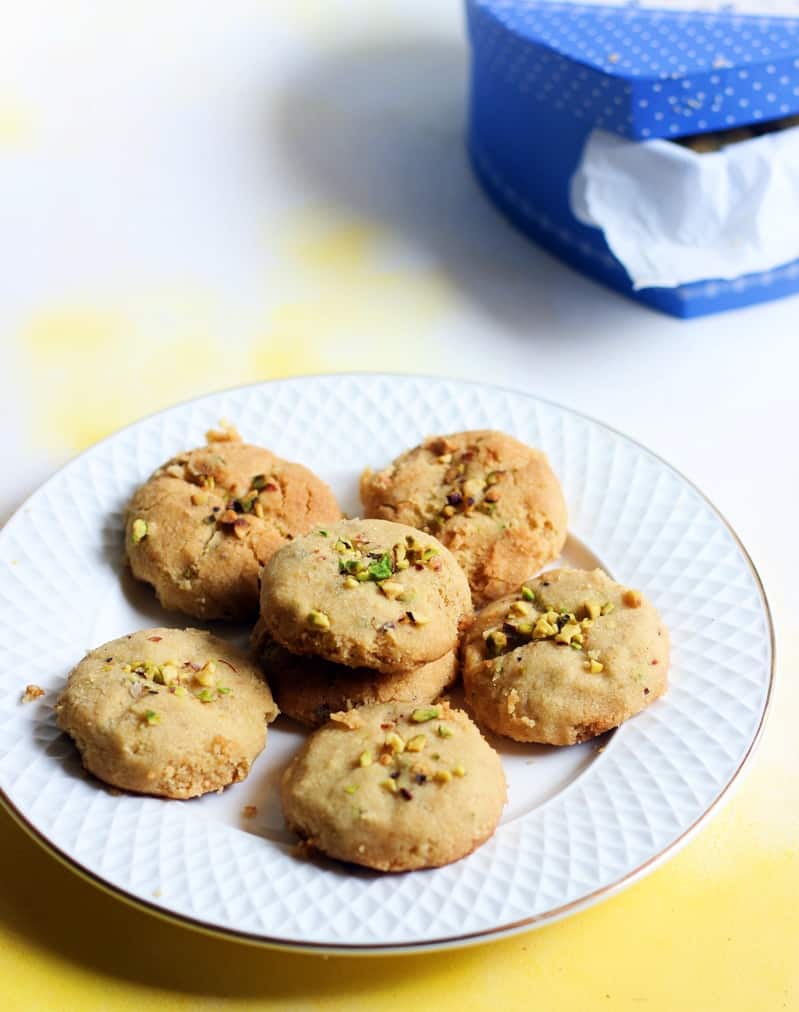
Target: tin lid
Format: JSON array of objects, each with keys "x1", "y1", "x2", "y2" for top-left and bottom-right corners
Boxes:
[{"x1": 468, "y1": 0, "x2": 799, "y2": 139}]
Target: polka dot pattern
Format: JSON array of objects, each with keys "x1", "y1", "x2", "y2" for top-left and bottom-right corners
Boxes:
[
  {"x1": 471, "y1": 141, "x2": 799, "y2": 314},
  {"x1": 468, "y1": 0, "x2": 799, "y2": 138}
]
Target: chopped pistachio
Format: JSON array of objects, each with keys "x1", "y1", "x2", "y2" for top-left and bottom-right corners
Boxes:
[
  {"x1": 217, "y1": 685, "x2": 232, "y2": 695},
  {"x1": 405, "y1": 734, "x2": 427, "y2": 753},
  {"x1": 395, "y1": 559, "x2": 410, "y2": 571},
  {"x1": 521, "y1": 585, "x2": 536, "y2": 602},
  {"x1": 196, "y1": 662, "x2": 216, "y2": 687},
  {"x1": 343, "y1": 784, "x2": 359, "y2": 795},
  {"x1": 508, "y1": 600, "x2": 531, "y2": 618},
  {"x1": 600, "y1": 602, "x2": 615, "y2": 616},
  {"x1": 144, "y1": 710, "x2": 161, "y2": 726},
  {"x1": 197, "y1": 688, "x2": 214, "y2": 703},
  {"x1": 397, "y1": 588, "x2": 416, "y2": 603},
  {"x1": 131, "y1": 518, "x2": 148, "y2": 544},
  {"x1": 407, "y1": 612, "x2": 429, "y2": 626},
  {"x1": 533, "y1": 616, "x2": 558, "y2": 639},
  {"x1": 436, "y1": 724, "x2": 453, "y2": 739},
  {"x1": 343, "y1": 575, "x2": 359, "y2": 589},
  {"x1": 452, "y1": 764, "x2": 466, "y2": 777},
  {"x1": 584, "y1": 601, "x2": 601, "y2": 621},
  {"x1": 251, "y1": 474, "x2": 267, "y2": 490},
  {"x1": 380, "y1": 778, "x2": 399, "y2": 794},
  {"x1": 358, "y1": 750, "x2": 372, "y2": 767},
  {"x1": 317, "y1": 529, "x2": 329, "y2": 537},
  {"x1": 379, "y1": 580, "x2": 405, "y2": 600},
  {"x1": 411, "y1": 706, "x2": 439, "y2": 723},
  {"x1": 554, "y1": 621, "x2": 582, "y2": 645},
  {"x1": 586, "y1": 659, "x2": 604, "y2": 673},
  {"x1": 173, "y1": 686, "x2": 188, "y2": 697},
  {"x1": 515, "y1": 621, "x2": 534, "y2": 636},
  {"x1": 307, "y1": 610, "x2": 331, "y2": 630},
  {"x1": 441, "y1": 504, "x2": 456, "y2": 518},
  {"x1": 253, "y1": 501, "x2": 265, "y2": 519},
  {"x1": 191, "y1": 491, "x2": 208, "y2": 506},
  {"x1": 484, "y1": 628, "x2": 507, "y2": 656},
  {"x1": 433, "y1": 770, "x2": 452, "y2": 784},
  {"x1": 385, "y1": 731, "x2": 405, "y2": 754},
  {"x1": 367, "y1": 553, "x2": 393, "y2": 581},
  {"x1": 237, "y1": 491, "x2": 257, "y2": 513}
]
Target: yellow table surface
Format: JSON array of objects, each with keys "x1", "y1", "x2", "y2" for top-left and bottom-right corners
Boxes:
[{"x1": 2, "y1": 2, "x2": 797, "y2": 1008}]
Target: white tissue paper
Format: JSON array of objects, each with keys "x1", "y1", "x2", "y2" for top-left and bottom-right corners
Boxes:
[{"x1": 570, "y1": 126, "x2": 799, "y2": 289}]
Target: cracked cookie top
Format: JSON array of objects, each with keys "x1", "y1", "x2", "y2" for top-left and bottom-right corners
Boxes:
[
  {"x1": 360, "y1": 430, "x2": 567, "y2": 607},
  {"x1": 125, "y1": 425, "x2": 341, "y2": 620},
  {"x1": 258, "y1": 518, "x2": 472, "y2": 673},
  {"x1": 460, "y1": 568, "x2": 669, "y2": 745}
]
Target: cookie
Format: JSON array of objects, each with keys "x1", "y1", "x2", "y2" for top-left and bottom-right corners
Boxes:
[
  {"x1": 281, "y1": 700, "x2": 506, "y2": 871},
  {"x1": 258, "y1": 518, "x2": 472, "y2": 673},
  {"x1": 360, "y1": 430, "x2": 567, "y2": 607},
  {"x1": 461, "y1": 568, "x2": 669, "y2": 745},
  {"x1": 125, "y1": 425, "x2": 341, "y2": 620},
  {"x1": 252, "y1": 618, "x2": 457, "y2": 727},
  {"x1": 56, "y1": 628, "x2": 279, "y2": 799}
]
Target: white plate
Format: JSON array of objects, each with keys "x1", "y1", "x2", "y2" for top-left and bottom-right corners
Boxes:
[{"x1": 0, "y1": 374, "x2": 773, "y2": 953}]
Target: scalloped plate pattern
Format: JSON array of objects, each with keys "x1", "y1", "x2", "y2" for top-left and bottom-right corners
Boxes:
[{"x1": 0, "y1": 375, "x2": 773, "y2": 952}]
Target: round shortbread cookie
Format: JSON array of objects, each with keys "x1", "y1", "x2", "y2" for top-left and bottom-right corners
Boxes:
[
  {"x1": 461, "y1": 568, "x2": 669, "y2": 745},
  {"x1": 360, "y1": 430, "x2": 567, "y2": 607},
  {"x1": 56, "y1": 628, "x2": 279, "y2": 799},
  {"x1": 252, "y1": 618, "x2": 457, "y2": 727},
  {"x1": 258, "y1": 518, "x2": 472, "y2": 673},
  {"x1": 281, "y1": 700, "x2": 506, "y2": 871},
  {"x1": 125, "y1": 426, "x2": 341, "y2": 620}
]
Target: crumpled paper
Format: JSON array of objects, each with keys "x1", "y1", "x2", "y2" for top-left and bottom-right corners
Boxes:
[{"x1": 570, "y1": 126, "x2": 799, "y2": 289}]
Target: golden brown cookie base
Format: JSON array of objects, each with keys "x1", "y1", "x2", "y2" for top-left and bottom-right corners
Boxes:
[
  {"x1": 56, "y1": 628, "x2": 279, "y2": 799},
  {"x1": 258, "y1": 518, "x2": 472, "y2": 673},
  {"x1": 125, "y1": 437, "x2": 341, "y2": 620},
  {"x1": 360, "y1": 430, "x2": 567, "y2": 607},
  {"x1": 281, "y1": 701, "x2": 506, "y2": 871},
  {"x1": 252, "y1": 619, "x2": 457, "y2": 727},
  {"x1": 461, "y1": 568, "x2": 669, "y2": 745}
]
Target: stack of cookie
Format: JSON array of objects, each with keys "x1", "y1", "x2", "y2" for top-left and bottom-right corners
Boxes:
[
  {"x1": 54, "y1": 422, "x2": 670, "y2": 875},
  {"x1": 252, "y1": 518, "x2": 471, "y2": 726}
]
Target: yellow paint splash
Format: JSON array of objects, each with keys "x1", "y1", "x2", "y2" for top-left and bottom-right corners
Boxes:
[
  {"x1": 253, "y1": 212, "x2": 450, "y2": 376},
  {"x1": 22, "y1": 300, "x2": 234, "y2": 452},
  {"x1": 20, "y1": 211, "x2": 451, "y2": 452},
  {"x1": 0, "y1": 96, "x2": 31, "y2": 148}
]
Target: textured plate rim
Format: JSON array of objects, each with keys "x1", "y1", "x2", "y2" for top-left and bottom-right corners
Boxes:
[{"x1": 0, "y1": 372, "x2": 776, "y2": 955}]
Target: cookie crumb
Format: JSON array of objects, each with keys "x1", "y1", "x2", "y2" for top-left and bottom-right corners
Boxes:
[
  {"x1": 242, "y1": 805, "x2": 258, "y2": 818},
  {"x1": 330, "y1": 710, "x2": 363, "y2": 730},
  {"x1": 21, "y1": 684, "x2": 45, "y2": 703},
  {"x1": 205, "y1": 420, "x2": 241, "y2": 443},
  {"x1": 622, "y1": 589, "x2": 642, "y2": 608}
]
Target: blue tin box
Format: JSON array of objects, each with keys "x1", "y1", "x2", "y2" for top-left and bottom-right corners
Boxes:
[{"x1": 466, "y1": 0, "x2": 799, "y2": 317}]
